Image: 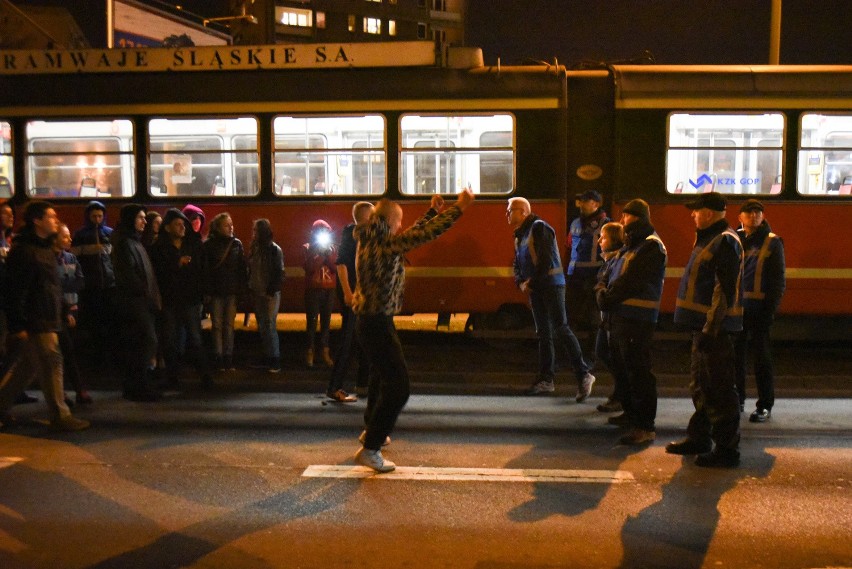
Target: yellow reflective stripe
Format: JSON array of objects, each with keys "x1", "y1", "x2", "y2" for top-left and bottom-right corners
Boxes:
[
  {"x1": 70, "y1": 243, "x2": 108, "y2": 256},
  {"x1": 744, "y1": 291, "x2": 766, "y2": 299},
  {"x1": 676, "y1": 298, "x2": 743, "y2": 316},
  {"x1": 548, "y1": 267, "x2": 564, "y2": 275},
  {"x1": 746, "y1": 232, "x2": 776, "y2": 297},
  {"x1": 668, "y1": 267, "x2": 852, "y2": 279},
  {"x1": 623, "y1": 298, "x2": 661, "y2": 309}
]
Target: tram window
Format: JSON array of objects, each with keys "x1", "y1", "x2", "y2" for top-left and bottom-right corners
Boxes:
[
  {"x1": 798, "y1": 113, "x2": 852, "y2": 197},
  {"x1": 400, "y1": 114, "x2": 515, "y2": 195},
  {"x1": 272, "y1": 115, "x2": 386, "y2": 197},
  {"x1": 25, "y1": 120, "x2": 134, "y2": 199},
  {"x1": 148, "y1": 117, "x2": 258, "y2": 197},
  {"x1": 666, "y1": 113, "x2": 784, "y2": 196},
  {"x1": 0, "y1": 121, "x2": 12, "y2": 197}
]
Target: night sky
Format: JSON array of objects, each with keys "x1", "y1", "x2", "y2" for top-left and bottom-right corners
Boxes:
[{"x1": 151, "y1": 0, "x2": 850, "y2": 65}]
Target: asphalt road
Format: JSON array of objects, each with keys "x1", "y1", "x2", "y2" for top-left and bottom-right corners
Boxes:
[{"x1": 1, "y1": 393, "x2": 850, "y2": 569}]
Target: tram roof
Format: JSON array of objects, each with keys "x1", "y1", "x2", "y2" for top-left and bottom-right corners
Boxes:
[{"x1": 608, "y1": 64, "x2": 852, "y2": 109}]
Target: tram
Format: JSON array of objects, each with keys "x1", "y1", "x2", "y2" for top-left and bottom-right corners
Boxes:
[{"x1": 1, "y1": 42, "x2": 850, "y2": 336}]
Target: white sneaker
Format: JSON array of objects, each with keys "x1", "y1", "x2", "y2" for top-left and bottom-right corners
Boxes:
[
  {"x1": 355, "y1": 448, "x2": 396, "y2": 473},
  {"x1": 576, "y1": 372, "x2": 596, "y2": 402},
  {"x1": 359, "y1": 430, "x2": 391, "y2": 447}
]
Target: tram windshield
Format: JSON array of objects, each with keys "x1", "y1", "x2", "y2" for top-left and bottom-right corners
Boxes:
[
  {"x1": 799, "y1": 113, "x2": 852, "y2": 196},
  {"x1": 666, "y1": 113, "x2": 784, "y2": 195},
  {"x1": 400, "y1": 114, "x2": 514, "y2": 195}
]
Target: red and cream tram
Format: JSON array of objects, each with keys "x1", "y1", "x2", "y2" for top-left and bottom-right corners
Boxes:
[{"x1": 1, "y1": 43, "x2": 850, "y2": 336}]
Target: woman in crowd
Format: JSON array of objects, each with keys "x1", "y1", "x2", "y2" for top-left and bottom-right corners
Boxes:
[
  {"x1": 54, "y1": 223, "x2": 91, "y2": 405},
  {"x1": 303, "y1": 219, "x2": 337, "y2": 368},
  {"x1": 247, "y1": 218, "x2": 284, "y2": 373},
  {"x1": 203, "y1": 212, "x2": 247, "y2": 371}
]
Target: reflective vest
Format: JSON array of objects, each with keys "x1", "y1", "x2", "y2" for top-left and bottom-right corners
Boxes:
[
  {"x1": 567, "y1": 211, "x2": 608, "y2": 278},
  {"x1": 515, "y1": 219, "x2": 565, "y2": 287},
  {"x1": 739, "y1": 229, "x2": 783, "y2": 312},
  {"x1": 609, "y1": 233, "x2": 667, "y2": 322},
  {"x1": 674, "y1": 227, "x2": 744, "y2": 332}
]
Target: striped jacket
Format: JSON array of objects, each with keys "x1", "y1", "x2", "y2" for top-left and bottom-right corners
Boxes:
[{"x1": 353, "y1": 205, "x2": 462, "y2": 316}]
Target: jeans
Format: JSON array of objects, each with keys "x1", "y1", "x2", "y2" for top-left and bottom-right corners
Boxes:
[
  {"x1": 529, "y1": 285, "x2": 590, "y2": 382},
  {"x1": 734, "y1": 315, "x2": 775, "y2": 411},
  {"x1": 357, "y1": 314, "x2": 409, "y2": 451},
  {"x1": 566, "y1": 276, "x2": 602, "y2": 362},
  {"x1": 687, "y1": 331, "x2": 740, "y2": 450},
  {"x1": 210, "y1": 295, "x2": 237, "y2": 357},
  {"x1": 254, "y1": 292, "x2": 280, "y2": 361},
  {"x1": 328, "y1": 304, "x2": 369, "y2": 393},
  {"x1": 305, "y1": 288, "x2": 333, "y2": 349},
  {"x1": 0, "y1": 332, "x2": 70, "y2": 421},
  {"x1": 160, "y1": 303, "x2": 209, "y2": 380}
]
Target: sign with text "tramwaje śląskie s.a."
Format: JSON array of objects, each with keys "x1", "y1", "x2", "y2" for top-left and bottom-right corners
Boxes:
[{"x1": 0, "y1": 41, "x2": 437, "y2": 75}]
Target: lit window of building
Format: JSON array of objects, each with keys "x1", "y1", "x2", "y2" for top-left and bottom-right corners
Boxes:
[
  {"x1": 364, "y1": 17, "x2": 381, "y2": 35},
  {"x1": 348, "y1": 14, "x2": 356, "y2": 32},
  {"x1": 276, "y1": 7, "x2": 312, "y2": 27},
  {"x1": 389, "y1": 20, "x2": 396, "y2": 36},
  {"x1": 316, "y1": 11, "x2": 325, "y2": 29}
]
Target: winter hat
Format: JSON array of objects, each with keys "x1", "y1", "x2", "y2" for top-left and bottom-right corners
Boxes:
[
  {"x1": 162, "y1": 208, "x2": 190, "y2": 228},
  {"x1": 685, "y1": 192, "x2": 727, "y2": 212},
  {"x1": 622, "y1": 198, "x2": 650, "y2": 220}
]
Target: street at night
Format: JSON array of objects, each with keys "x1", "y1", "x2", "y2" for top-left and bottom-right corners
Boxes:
[{"x1": 1, "y1": 329, "x2": 850, "y2": 568}]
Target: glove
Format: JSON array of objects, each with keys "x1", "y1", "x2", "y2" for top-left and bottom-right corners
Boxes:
[{"x1": 696, "y1": 332, "x2": 714, "y2": 351}]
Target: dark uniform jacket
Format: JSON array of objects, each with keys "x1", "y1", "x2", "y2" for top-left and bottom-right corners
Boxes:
[
  {"x1": 674, "y1": 218, "x2": 744, "y2": 335},
  {"x1": 595, "y1": 219, "x2": 667, "y2": 323},
  {"x1": 737, "y1": 220, "x2": 785, "y2": 324}
]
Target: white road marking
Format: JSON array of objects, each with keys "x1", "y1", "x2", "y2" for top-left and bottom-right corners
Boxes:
[
  {"x1": 302, "y1": 465, "x2": 634, "y2": 483},
  {"x1": 0, "y1": 457, "x2": 24, "y2": 469}
]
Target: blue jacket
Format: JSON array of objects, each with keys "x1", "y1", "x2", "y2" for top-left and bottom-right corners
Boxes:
[
  {"x1": 596, "y1": 219, "x2": 667, "y2": 323},
  {"x1": 567, "y1": 208, "x2": 610, "y2": 280},
  {"x1": 674, "y1": 219, "x2": 744, "y2": 334},
  {"x1": 513, "y1": 214, "x2": 565, "y2": 290},
  {"x1": 70, "y1": 201, "x2": 115, "y2": 291},
  {"x1": 56, "y1": 250, "x2": 84, "y2": 317}
]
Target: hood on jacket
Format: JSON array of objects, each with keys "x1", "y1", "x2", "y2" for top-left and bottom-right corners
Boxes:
[
  {"x1": 84, "y1": 200, "x2": 108, "y2": 228},
  {"x1": 182, "y1": 204, "x2": 206, "y2": 232},
  {"x1": 117, "y1": 204, "x2": 147, "y2": 234}
]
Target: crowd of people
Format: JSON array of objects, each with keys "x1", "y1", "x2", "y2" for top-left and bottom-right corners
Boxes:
[{"x1": 0, "y1": 188, "x2": 784, "y2": 472}]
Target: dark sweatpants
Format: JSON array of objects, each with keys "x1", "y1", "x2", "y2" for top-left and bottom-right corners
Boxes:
[{"x1": 357, "y1": 314, "x2": 410, "y2": 451}]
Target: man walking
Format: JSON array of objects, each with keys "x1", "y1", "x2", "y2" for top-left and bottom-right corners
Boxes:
[
  {"x1": 354, "y1": 189, "x2": 473, "y2": 473},
  {"x1": 735, "y1": 199, "x2": 785, "y2": 423},
  {"x1": 595, "y1": 199, "x2": 667, "y2": 445},
  {"x1": 0, "y1": 201, "x2": 89, "y2": 431},
  {"x1": 667, "y1": 192, "x2": 743, "y2": 467},
  {"x1": 508, "y1": 197, "x2": 595, "y2": 400}
]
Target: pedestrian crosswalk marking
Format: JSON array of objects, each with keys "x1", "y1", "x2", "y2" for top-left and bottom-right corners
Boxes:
[
  {"x1": 302, "y1": 465, "x2": 634, "y2": 483},
  {"x1": 0, "y1": 457, "x2": 24, "y2": 470}
]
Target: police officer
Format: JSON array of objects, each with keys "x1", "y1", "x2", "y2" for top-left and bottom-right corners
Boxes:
[
  {"x1": 735, "y1": 199, "x2": 785, "y2": 423},
  {"x1": 595, "y1": 199, "x2": 667, "y2": 445},
  {"x1": 667, "y1": 192, "x2": 744, "y2": 468},
  {"x1": 566, "y1": 190, "x2": 610, "y2": 363}
]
